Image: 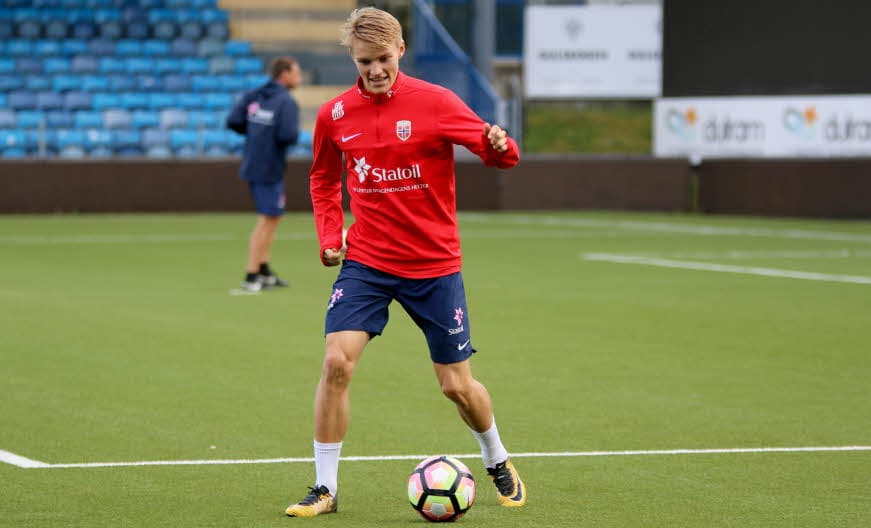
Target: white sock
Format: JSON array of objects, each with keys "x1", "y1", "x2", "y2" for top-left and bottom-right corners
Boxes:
[
  {"x1": 313, "y1": 440, "x2": 342, "y2": 496},
  {"x1": 470, "y1": 418, "x2": 509, "y2": 469}
]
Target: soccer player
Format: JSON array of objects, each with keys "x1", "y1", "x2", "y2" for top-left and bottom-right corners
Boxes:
[
  {"x1": 285, "y1": 7, "x2": 526, "y2": 517},
  {"x1": 226, "y1": 57, "x2": 301, "y2": 292}
]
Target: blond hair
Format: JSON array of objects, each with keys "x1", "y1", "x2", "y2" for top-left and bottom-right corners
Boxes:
[{"x1": 340, "y1": 7, "x2": 403, "y2": 49}]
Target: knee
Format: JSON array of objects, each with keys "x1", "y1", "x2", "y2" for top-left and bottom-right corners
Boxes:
[
  {"x1": 321, "y1": 347, "x2": 355, "y2": 390},
  {"x1": 439, "y1": 378, "x2": 470, "y2": 406}
]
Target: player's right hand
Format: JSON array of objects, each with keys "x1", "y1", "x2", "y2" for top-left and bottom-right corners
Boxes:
[{"x1": 323, "y1": 248, "x2": 343, "y2": 266}]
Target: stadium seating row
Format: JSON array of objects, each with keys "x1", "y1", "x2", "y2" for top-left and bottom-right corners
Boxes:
[
  {"x1": 0, "y1": 108, "x2": 232, "y2": 129},
  {"x1": 0, "y1": 56, "x2": 263, "y2": 76},
  {"x1": 0, "y1": 38, "x2": 251, "y2": 57},
  {"x1": 3, "y1": 1, "x2": 217, "y2": 8},
  {"x1": 0, "y1": 128, "x2": 314, "y2": 158},
  {"x1": 0, "y1": 74, "x2": 268, "y2": 94},
  {"x1": 0, "y1": 17, "x2": 228, "y2": 40},
  {"x1": 2, "y1": 91, "x2": 243, "y2": 111}
]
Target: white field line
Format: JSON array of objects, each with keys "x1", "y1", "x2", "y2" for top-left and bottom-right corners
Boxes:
[
  {"x1": 0, "y1": 449, "x2": 50, "y2": 468},
  {"x1": 584, "y1": 253, "x2": 871, "y2": 285},
  {"x1": 663, "y1": 249, "x2": 871, "y2": 259},
  {"x1": 460, "y1": 214, "x2": 871, "y2": 244},
  {"x1": 3, "y1": 446, "x2": 870, "y2": 469}
]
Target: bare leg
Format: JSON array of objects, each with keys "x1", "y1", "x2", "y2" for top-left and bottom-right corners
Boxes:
[
  {"x1": 432, "y1": 359, "x2": 494, "y2": 433},
  {"x1": 314, "y1": 330, "x2": 369, "y2": 442},
  {"x1": 246, "y1": 214, "x2": 281, "y2": 273}
]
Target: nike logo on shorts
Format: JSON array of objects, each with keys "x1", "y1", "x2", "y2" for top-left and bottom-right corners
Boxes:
[
  {"x1": 341, "y1": 133, "x2": 363, "y2": 143},
  {"x1": 457, "y1": 339, "x2": 470, "y2": 351}
]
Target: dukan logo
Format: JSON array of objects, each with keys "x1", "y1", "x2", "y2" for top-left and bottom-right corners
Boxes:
[
  {"x1": 396, "y1": 120, "x2": 412, "y2": 141},
  {"x1": 783, "y1": 106, "x2": 817, "y2": 139}
]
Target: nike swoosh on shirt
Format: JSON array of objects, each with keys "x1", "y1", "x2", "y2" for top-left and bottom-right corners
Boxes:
[
  {"x1": 457, "y1": 340, "x2": 470, "y2": 351},
  {"x1": 341, "y1": 133, "x2": 363, "y2": 142}
]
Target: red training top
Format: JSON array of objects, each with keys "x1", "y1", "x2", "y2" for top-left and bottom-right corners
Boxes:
[{"x1": 310, "y1": 72, "x2": 520, "y2": 278}]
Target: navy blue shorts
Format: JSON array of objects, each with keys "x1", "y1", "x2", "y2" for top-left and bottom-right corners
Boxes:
[
  {"x1": 248, "y1": 180, "x2": 285, "y2": 217},
  {"x1": 325, "y1": 260, "x2": 476, "y2": 364}
]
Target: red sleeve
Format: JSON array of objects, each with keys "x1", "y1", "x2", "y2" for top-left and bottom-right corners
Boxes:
[
  {"x1": 309, "y1": 107, "x2": 345, "y2": 265},
  {"x1": 437, "y1": 90, "x2": 520, "y2": 168}
]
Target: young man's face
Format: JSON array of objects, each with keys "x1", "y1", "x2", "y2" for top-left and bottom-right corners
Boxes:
[{"x1": 350, "y1": 38, "x2": 404, "y2": 94}]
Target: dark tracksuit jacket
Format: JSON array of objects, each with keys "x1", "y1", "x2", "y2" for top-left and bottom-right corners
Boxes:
[{"x1": 226, "y1": 81, "x2": 300, "y2": 183}]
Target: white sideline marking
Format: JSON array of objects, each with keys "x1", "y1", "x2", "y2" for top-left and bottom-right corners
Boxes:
[
  {"x1": 0, "y1": 450, "x2": 49, "y2": 468},
  {"x1": 4, "y1": 446, "x2": 870, "y2": 469},
  {"x1": 461, "y1": 214, "x2": 871, "y2": 244},
  {"x1": 664, "y1": 249, "x2": 871, "y2": 260},
  {"x1": 583, "y1": 253, "x2": 871, "y2": 285}
]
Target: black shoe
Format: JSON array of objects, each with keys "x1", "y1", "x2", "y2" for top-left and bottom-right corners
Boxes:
[
  {"x1": 486, "y1": 459, "x2": 527, "y2": 507},
  {"x1": 259, "y1": 274, "x2": 288, "y2": 288}
]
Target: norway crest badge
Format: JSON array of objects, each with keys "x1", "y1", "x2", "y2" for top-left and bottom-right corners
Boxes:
[{"x1": 396, "y1": 120, "x2": 412, "y2": 141}]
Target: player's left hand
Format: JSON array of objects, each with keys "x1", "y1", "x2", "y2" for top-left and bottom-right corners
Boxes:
[{"x1": 484, "y1": 123, "x2": 509, "y2": 152}]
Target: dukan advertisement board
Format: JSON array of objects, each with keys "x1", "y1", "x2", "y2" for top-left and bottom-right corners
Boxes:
[{"x1": 654, "y1": 95, "x2": 871, "y2": 159}]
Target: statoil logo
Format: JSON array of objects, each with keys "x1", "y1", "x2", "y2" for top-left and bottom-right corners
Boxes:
[{"x1": 353, "y1": 156, "x2": 422, "y2": 184}]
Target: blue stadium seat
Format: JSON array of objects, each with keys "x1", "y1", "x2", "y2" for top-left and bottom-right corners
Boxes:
[
  {"x1": 44, "y1": 58, "x2": 72, "y2": 74},
  {"x1": 0, "y1": 109, "x2": 15, "y2": 129},
  {"x1": 16, "y1": 20, "x2": 41, "y2": 39},
  {"x1": 71, "y1": 55, "x2": 99, "y2": 74},
  {"x1": 81, "y1": 75, "x2": 110, "y2": 92},
  {"x1": 83, "y1": 129, "x2": 113, "y2": 151},
  {"x1": 7, "y1": 40, "x2": 33, "y2": 56},
  {"x1": 34, "y1": 40, "x2": 62, "y2": 56},
  {"x1": 15, "y1": 58, "x2": 42, "y2": 74},
  {"x1": 0, "y1": 59, "x2": 14, "y2": 74},
  {"x1": 0, "y1": 75, "x2": 25, "y2": 91},
  {"x1": 200, "y1": 128, "x2": 229, "y2": 150},
  {"x1": 204, "y1": 92, "x2": 233, "y2": 110},
  {"x1": 298, "y1": 129, "x2": 314, "y2": 147},
  {"x1": 98, "y1": 20, "x2": 124, "y2": 39},
  {"x1": 208, "y1": 57, "x2": 234, "y2": 75},
  {"x1": 196, "y1": 39, "x2": 223, "y2": 57},
  {"x1": 218, "y1": 75, "x2": 247, "y2": 92},
  {"x1": 55, "y1": 129, "x2": 86, "y2": 149},
  {"x1": 0, "y1": 130, "x2": 28, "y2": 150},
  {"x1": 191, "y1": 75, "x2": 219, "y2": 92},
  {"x1": 52, "y1": 74, "x2": 81, "y2": 93},
  {"x1": 74, "y1": 111, "x2": 104, "y2": 129},
  {"x1": 224, "y1": 40, "x2": 252, "y2": 57},
  {"x1": 204, "y1": 21, "x2": 228, "y2": 40},
  {"x1": 187, "y1": 110, "x2": 220, "y2": 129},
  {"x1": 88, "y1": 38, "x2": 115, "y2": 56},
  {"x1": 142, "y1": 39, "x2": 169, "y2": 56},
  {"x1": 92, "y1": 93, "x2": 122, "y2": 110},
  {"x1": 162, "y1": 74, "x2": 191, "y2": 92},
  {"x1": 141, "y1": 127, "x2": 169, "y2": 148},
  {"x1": 125, "y1": 20, "x2": 150, "y2": 39},
  {"x1": 154, "y1": 57, "x2": 182, "y2": 74},
  {"x1": 234, "y1": 58, "x2": 264, "y2": 74},
  {"x1": 120, "y1": 92, "x2": 149, "y2": 110},
  {"x1": 152, "y1": 20, "x2": 176, "y2": 40},
  {"x1": 111, "y1": 129, "x2": 142, "y2": 155},
  {"x1": 175, "y1": 92, "x2": 201, "y2": 110},
  {"x1": 179, "y1": 20, "x2": 203, "y2": 40},
  {"x1": 45, "y1": 20, "x2": 69, "y2": 39},
  {"x1": 0, "y1": 94, "x2": 7, "y2": 109},
  {"x1": 8, "y1": 91, "x2": 38, "y2": 110},
  {"x1": 16, "y1": 110, "x2": 45, "y2": 129},
  {"x1": 115, "y1": 39, "x2": 143, "y2": 55},
  {"x1": 170, "y1": 38, "x2": 196, "y2": 56},
  {"x1": 103, "y1": 109, "x2": 132, "y2": 128},
  {"x1": 136, "y1": 74, "x2": 162, "y2": 92},
  {"x1": 0, "y1": 148, "x2": 28, "y2": 159},
  {"x1": 37, "y1": 91, "x2": 65, "y2": 110},
  {"x1": 98, "y1": 57, "x2": 126, "y2": 73},
  {"x1": 26, "y1": 76, "x2": 52, "y2": 91},
  {"x1": 0, "y1": 20, "x2": 12, "y2": 41},
  {"x1": 159, "y1": 108, "x2": 188, "y2": 128},
  {"x1": 61, "y1": 39, "x2": 88, "y2": 56},
  {"x1": 46, "y1": 111, "x2": 75, "y2": 128},
  {"x1": 64, "y1": 92, "x2": 92, "y2": 110},
  {"x1": 71, "y1": 20, "x2": 96, "y2": 39},
  {"x1": 145, "y1": 145, "x2": 172, "y2": 158},
  {"x1": 148, "y1": 92, "x2": 176, "y2": 110},
  {"x1": 180, "y1": 58, "x2": 208, "y2": 74},
  {"x1": 124, "y1": 57, "x2": 153, "y2": 74},
  {"x1": 131, "y1": 110, "x2": 160, "y2": 128},
  {"x1": 107, "y1": 74, "x2": 136, "y2": 91}
]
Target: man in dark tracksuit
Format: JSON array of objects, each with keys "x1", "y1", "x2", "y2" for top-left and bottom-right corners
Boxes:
[{"x1": 227, "y1": 57, "x2": 301, "y2": 292}]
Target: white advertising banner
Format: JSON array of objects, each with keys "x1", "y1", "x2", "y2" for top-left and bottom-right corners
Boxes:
[
  {"x1": 524, "y1": 5, "x2": 661, "y2": 99},
  {"x1": 654, "y1": 95, "x2": 871, "y2": 158}
]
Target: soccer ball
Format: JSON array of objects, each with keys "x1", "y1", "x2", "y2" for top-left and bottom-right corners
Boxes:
[{"x1": 407, "y1": 455, "x2": 476, "y2": 522}]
